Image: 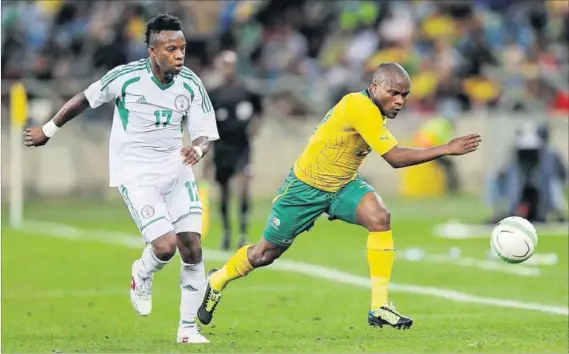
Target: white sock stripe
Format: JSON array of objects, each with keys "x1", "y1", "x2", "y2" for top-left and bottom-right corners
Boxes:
[
  {"x1": 181, "y1": 260, "x2": 204, "y2": 272},
  {"x1": 181, "y1": 259, "x2": 204, "y2": 267}
]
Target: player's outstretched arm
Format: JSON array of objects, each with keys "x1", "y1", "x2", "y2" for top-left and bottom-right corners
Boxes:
[
  {"x1": 24, "y1": 93, "x2": 90, "y2": 147},
  {"x1": 382, "y1": 133, "x2": 482, "y2": 169}
]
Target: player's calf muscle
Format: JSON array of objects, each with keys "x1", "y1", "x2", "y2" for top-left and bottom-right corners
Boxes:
[{"x1": 247, "y1": 241, "x2": 284, "y2": 268}]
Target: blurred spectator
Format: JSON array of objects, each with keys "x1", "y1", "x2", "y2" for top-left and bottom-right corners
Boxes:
[
  {"x1": 414, "y1": 116, "x2": 460, "y2": 194},
  {"x1": 487, "y1": 122, "x2": 568, "y2": 223}
]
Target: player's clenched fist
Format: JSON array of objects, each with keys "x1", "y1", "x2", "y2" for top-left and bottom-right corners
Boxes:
[
  {"x1": 24, "y1": 126, "x2": 50, "y2": 147},
  {"x1": 446, "y1": 133, "x2": 481, "y2": 155},
  {"x1": 180, "y1": 146, "x2": 203, "y2": 165}
]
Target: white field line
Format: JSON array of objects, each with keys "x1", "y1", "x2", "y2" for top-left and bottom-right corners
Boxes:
[
  {"x1": 434, "y1": 221, "x2": 569, "y2": 239},
  {"x1": 14, "y1": 220, "x2": 569, "y2": 317},
  {"x1": 409, "y1": 254, "x2": 541, "y2": 277}
]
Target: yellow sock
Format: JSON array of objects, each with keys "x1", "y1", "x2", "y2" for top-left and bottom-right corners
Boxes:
[
  {"x1": 366, "y1": 230, "x2": 395, "y2": 310},
  {"x1": 210, "y1": 245, "x2": 254, "y2": 292}
]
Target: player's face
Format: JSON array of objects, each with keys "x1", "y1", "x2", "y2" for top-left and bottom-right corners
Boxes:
[
  {"x1": 149, "y1": 30, "x2": 186, "y2": 76},
  {"x1": 370, "y1": 75, "x2": 411, "y2": 119}
]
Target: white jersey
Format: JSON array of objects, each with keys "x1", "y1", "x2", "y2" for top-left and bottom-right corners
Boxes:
[{"x1": 83, "y1": 58, "x2": 219, "y2": 187}]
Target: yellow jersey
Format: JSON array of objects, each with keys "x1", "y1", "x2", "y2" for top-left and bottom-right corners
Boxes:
[{"x1": 293, "y1": 90, "x2": 398, "y2": 192}]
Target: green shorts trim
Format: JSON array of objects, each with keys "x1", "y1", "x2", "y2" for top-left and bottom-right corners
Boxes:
[{"x1": 263, "y1": 170, "x2": 376, "y2": 248}]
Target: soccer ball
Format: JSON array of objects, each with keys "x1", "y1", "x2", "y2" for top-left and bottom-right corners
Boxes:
[{"x1": 490, "y1": 216, "x2": 538, "y2": 264}]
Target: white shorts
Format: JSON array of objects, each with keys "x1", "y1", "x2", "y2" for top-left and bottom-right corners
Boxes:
[{"x1": 118, "y1": 166, "x2": 203, "y2": 243}]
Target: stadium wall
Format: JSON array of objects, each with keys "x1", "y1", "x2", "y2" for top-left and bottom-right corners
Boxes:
[{"x1": 2, "y1": 111, "x2": 567, "y2": 201}]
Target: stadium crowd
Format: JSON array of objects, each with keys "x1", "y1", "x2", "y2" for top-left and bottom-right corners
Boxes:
[{"x1": 2, "y1": 0, "x2": 568, "y2": 118}]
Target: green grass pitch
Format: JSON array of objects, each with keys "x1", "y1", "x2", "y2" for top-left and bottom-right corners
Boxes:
[{"x1": 2, "y1": 196, "x2": 567, "y2": 353}]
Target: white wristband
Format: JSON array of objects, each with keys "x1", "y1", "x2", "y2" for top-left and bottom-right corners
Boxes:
[
  {"x1": 42, "y1": 120, "x2": 60, "y2": 138},
  {"x1": 192, "y1": 146, "x2": 203, "y2": 159}
]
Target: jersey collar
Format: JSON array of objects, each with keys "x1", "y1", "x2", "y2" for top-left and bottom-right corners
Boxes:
[
  {"x1": 361, "y1": 89, "x2": 372, "y2": 99},
  {"x1": 145, "y1": 58, "x2": 176, "y2": 90}
]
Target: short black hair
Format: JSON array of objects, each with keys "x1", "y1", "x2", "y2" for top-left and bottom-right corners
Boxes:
[
  {"x1": 145, "y1": 13, "x2": 182, "y2": 46},
  {"x1": 373, "y1": 62, "x2": 410, "y2": 83}
]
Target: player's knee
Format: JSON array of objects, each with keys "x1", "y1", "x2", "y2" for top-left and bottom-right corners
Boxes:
[
  {"x1": 152, "y1": 234, "x2": 177, "y2": 261},
  {"x1": 366, "y1": 209, "x2": 391, "y2": 232},
  {"x1": 185, "y1": 241, "x2": 202, "y2": 264},
  {"x1": 177, "y1": 232, "x2": 202, "y2": 264},
  {"x1": 152, "y1": 242, "x2": 177, "y2": 261}
]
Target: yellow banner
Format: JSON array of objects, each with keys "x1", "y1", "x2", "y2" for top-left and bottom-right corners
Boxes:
[
  {"x1": 198, "y1": 180, "x2": 211, "y2": 239},
  {"x1": 10, "y1": 82, "x2": 28, "y2": 128}
]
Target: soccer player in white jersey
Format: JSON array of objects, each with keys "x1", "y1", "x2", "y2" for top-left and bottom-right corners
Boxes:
[{"x1": 24, "y1": 14, "x2": 219, "y2": 344}]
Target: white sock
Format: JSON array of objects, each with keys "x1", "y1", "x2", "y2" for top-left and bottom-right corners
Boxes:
[
  {"x1": 179, "y1": 259, "x2": 205, "y2": 327},
  {"x1": 136, "y1": 244, "x2": 168, "y2": 278}
]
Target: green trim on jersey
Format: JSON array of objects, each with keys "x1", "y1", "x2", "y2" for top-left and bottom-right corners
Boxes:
[
  {"x1": 145, "y1": 59, "x2": 176, "y2": 90},
  {"x1": 181, "y1": 82, "x2": 194, "y2": 134},
  {"x1": 140, "y1": 216, "x2": 167, "y2": 232},
  {"x1": 119, "y1": 186, "x2": 142, "y2": 229},
  {"x1": 151, "y1": 75, "x2": 176, "y2": 90},
  {"x1": 100, "y1": 60, "x2": 145, "y2": 91},
  {"x1": 183, "y1": 82, "x2": 195, "y2": 102},
  {"x1": 179, "y1": 69, "x2": 211, "y2": 112},
  {"x1": 179, "y1": 69, "x2": 212, "y2": 114},
  {"x1": 101, "y1": 59, "x2": 145, "y2": 83},
  {"x1": 115, "y1": 76, "x2": 141, "y2": 130}
]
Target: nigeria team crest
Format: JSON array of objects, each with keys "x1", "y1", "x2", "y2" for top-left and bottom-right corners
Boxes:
[
  {"x1": 141, "y1": 205, "x2": 155, "y2": 219},
  {"x1": 175, "y1": 95, "x2": 190, "y2": 112}
]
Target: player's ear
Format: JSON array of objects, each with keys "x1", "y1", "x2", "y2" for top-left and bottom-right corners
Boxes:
[{"x1": 370, "y1": 81, "x2": 378, "y2": 94}]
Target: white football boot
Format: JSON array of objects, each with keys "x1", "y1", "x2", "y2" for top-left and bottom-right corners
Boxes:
[
  {"x1": 130, "y1": 261, "x2": 153, "y2": 316},
  {"x1": 176, "y1": 324, "x2": 210, "y2": 344}
]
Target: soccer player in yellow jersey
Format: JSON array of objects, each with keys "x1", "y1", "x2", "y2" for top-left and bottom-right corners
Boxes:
[{"x1": 198, "y1": 63, "x2": 481, "y2": 329}]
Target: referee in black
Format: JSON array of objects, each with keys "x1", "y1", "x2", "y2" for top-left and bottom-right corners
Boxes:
[{"x1": 207, "y1": 51, "x2": 263, "y2": 250}]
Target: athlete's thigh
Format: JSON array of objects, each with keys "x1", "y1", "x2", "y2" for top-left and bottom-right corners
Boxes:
[
  {"x1": 165, "y1": 167, "x2": 203, "y2": 235},
  {"x1": 214, "y1": 162, "x2": 235, "y2": 185},
  {"x1": 118, "y1": 184, "x2": 174, "y2": 243},
  {"x1": 263, "y1": 171, "x2": 329, "y2": 248},
  {"x1": 328, "y1": 176, "x2": 378, "y2": 225}
]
